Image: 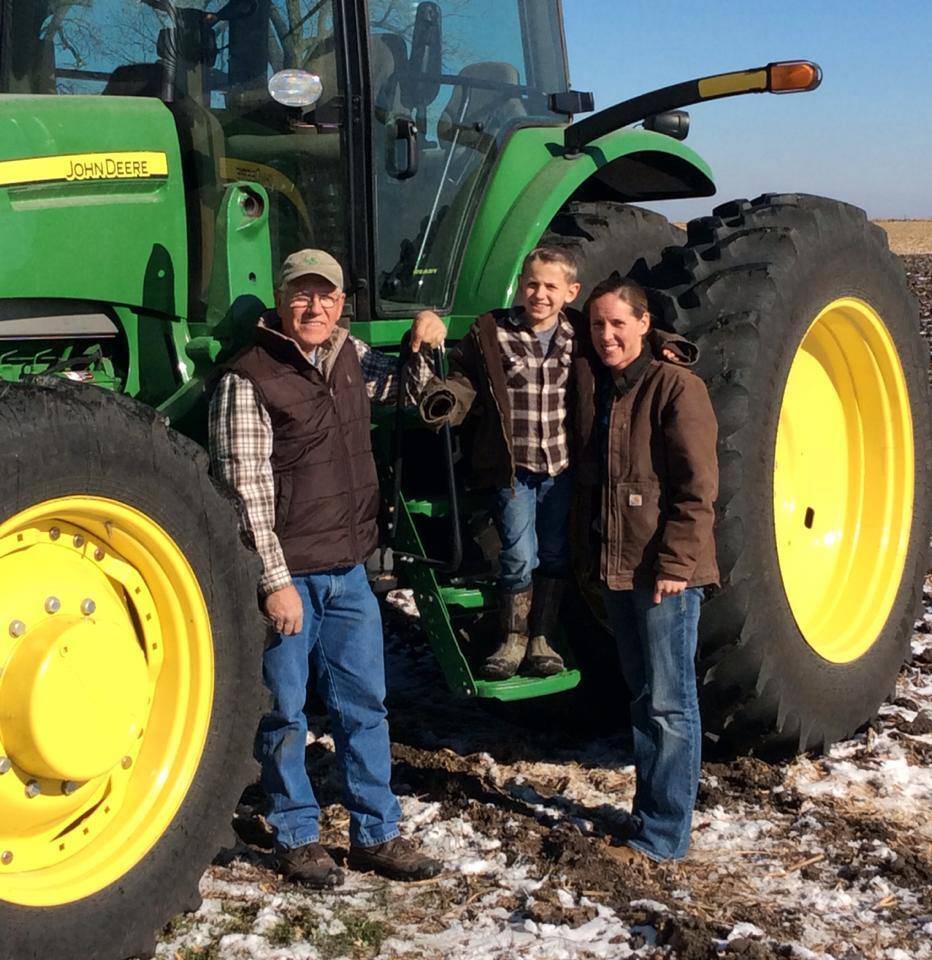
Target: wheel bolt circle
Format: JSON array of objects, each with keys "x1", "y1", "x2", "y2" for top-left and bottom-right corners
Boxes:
[
  {"x1": 49, "y1": 527, "x2": 60, "y2": 541},
  {"x1": 25, "y1": 779, "x2": 41, "y2": 799},
  {"x1": 8, "y1": 620, "x2": 25, "y2": 638},
  {"x1": 73, "y1": 534, "x2": 85, "y2": 548},
  {"x1": 94, "y1": 547, "x2": 105, "y2": 561},
  {"x1": 45, "y1": 596, "x2": 61, "y2": 614},
  {"x1": 80, "y1": 599, "x2": 96, "y2": 616},
  {"x1": 121, "y1": 756, "x2": 132, "y2": 770},
  {"x1": 0, "y1": 851, "x2": 12, "y2": 865},
  {"x1": 0, "y1": 757, "x2": 11, "y2": 774},
  {"x1": 62, "y1": 780, "x2": 79, "y2": 795}
]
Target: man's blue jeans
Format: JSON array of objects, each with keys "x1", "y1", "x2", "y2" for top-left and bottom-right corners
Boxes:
[
  {"x1": 602, "y1": 584, "x2": 703, "y2": 861},
  {"x1": 256, "y1": 564, "x2": 401, "y2": 850},
  {"x1": 492, "y1": 468, "x2": 573, "y2": 592}
]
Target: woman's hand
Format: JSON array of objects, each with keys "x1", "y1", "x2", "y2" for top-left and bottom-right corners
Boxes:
[{"x1": 653, "y1": 577, "x2": 687, "y2": 605}]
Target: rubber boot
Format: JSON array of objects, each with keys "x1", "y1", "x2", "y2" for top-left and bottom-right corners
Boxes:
[
  {"x1": 524, "y1": 575, "x2": 566, "y2": 677},
  {"x1": 481, "y1": 587, "x2": 532, "y2": 680}
]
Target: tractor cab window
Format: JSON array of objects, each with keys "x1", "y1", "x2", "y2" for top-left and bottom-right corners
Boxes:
[
  {"x1": 0, "y1": 0, "x2": 349, "y2": 316},
  {"x1": 368, "y1": 0, "x2": 569, "y2": 314}
]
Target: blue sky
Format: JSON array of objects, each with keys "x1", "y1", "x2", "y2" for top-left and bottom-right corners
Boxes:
[{"x1": 563, "y1": 0, "x2": 932, "y2": 221}]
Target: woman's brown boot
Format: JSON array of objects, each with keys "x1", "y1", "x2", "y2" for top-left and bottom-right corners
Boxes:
[
  {"x1": 481, "y1": 587, "x2": 532, "y2": 680},
  {"x1": 524, "y1": 576, "x2": 566, "y2": 676}
]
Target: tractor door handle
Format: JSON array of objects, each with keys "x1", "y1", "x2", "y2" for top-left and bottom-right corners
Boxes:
[{"x1": 390, "y1": 117, "x2": 420, "y2": 180}]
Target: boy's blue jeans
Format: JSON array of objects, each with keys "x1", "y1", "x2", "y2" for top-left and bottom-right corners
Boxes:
[
  {"x1": 256, "y1": 564, "x2": 401, "y2": 850},
  {"x1": 602, "y1": 584, "x2": 703, "y2": 861},
  {"x1": 492, "y1": 467, "x2": 573, "y2": 592}
]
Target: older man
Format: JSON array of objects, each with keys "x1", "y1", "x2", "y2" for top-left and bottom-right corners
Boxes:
[{"x1": 209, "y1": 249, "x2": 445, "y2": 887}]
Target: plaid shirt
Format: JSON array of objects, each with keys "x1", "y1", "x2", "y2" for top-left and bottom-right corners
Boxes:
[
  {"x1": 209, "y1": 330, "x2": 432, "y2": 596},
  {"x1": 497, "y1": 308, "x2": 575, "y2": 475}
]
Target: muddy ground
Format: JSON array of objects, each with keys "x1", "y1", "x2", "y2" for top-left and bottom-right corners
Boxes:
[{"x1": 156, "y1": 257, "x2": 932, "y2": 960}]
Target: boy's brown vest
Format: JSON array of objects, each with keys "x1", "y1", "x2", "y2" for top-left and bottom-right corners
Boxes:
[{"x1": 230, "y1": 323, "x2": 380, "y2": 576}]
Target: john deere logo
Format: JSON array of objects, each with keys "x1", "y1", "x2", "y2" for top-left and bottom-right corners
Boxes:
[
  {"x1": 66, "y1": 156, "x2": 154, "y2": 181},
  {"x1": 0, "y1": 151, "x2": 169, "y2": 188}
]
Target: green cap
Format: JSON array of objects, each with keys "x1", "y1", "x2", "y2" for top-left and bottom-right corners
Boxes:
[{"x1": 278, "y1": 249, "x2": 344, "y2": 291}]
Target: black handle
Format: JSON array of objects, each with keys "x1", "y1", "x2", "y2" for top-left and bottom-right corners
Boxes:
[
  {"x1": 390, "y1": 117, "x2": 420, "y2": 181},
  {"x1": 390, "y1": 344, "x2": 462, "y2": 573}
]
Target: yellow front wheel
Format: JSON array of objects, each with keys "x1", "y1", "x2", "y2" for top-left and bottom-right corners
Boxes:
[{"x1": 0, "y1": 381, "x2": 266, "y2": 960}]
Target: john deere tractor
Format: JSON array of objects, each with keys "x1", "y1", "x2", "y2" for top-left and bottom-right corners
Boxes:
[{"x1": 0, "y1": 1, "x2": 928, "y2": 957}]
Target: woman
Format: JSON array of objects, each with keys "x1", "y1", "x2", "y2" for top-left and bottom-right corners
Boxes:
[{"x1": 572, "y1": 274, "x2": 719, "y2": 863}]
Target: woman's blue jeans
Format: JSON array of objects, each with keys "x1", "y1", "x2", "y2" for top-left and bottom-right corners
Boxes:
[
  {"x1": 256, "y1": 564, "x2": 401, "y2": 850},
  {"x1": 602, "y1": 584, "x2": 703, "y2": 861}
]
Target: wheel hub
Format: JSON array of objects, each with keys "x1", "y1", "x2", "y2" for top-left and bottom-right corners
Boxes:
[{"x1": 1, "y1": 615, "x2": 148, "y2": 781}]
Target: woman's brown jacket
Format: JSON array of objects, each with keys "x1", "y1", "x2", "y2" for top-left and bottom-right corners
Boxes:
[{"x1": 571, "y1": 337, "x2": 720, "y2": 591}]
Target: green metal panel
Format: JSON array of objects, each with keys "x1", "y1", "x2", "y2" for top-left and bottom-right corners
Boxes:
[
  {"x1": 160, "y1": 181, "x2": 274, "y2": 439},
  {"x1": 453, "y1": 127, "x2": 714, "y2": 317},
  {"x1": 0, "y1": 95, "x2": 188, "y2": 317}
]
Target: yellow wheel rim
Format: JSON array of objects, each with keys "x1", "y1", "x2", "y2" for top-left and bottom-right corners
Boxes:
[
  {"x1": 0, "y1": 496, "x2": 213, "y2": 906},
  {"x1": 774, "y1": 298, "x2": 914, "y2": 663}
]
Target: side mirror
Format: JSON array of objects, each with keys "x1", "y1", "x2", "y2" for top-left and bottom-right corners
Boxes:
[{"x1": 268, "y1": 69, "x2": 323, "y2": 108}]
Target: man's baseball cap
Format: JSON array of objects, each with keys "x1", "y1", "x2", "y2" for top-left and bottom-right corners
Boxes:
[{"x1": 278, "y1": 249, "x2": 344, "y2": 290}]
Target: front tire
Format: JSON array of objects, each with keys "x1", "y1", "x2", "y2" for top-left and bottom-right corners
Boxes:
[
  {"x1": 0, "y1": 380, "x2": 267, "y2": 959},
  {"x1": 649, "y1": 193, "x2": 931, "y2": 754}
]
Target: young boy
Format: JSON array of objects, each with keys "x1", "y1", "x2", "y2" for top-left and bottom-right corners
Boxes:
[{"x1": 417, "y1": 246, "x2": 582, "y2": 680}]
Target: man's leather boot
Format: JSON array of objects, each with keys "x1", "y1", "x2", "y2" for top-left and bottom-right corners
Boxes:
[
  {"x1": 276, "y1": 841, "x2": 345, "y2": 888},
  {"x1": 347, "y1": 835, "x2": 442, "y2": 881},
  {"x1": 524, "y1": 575, "x2": 566, "y2": 676},
  {"x1": 481, "y1": 586, "x2": 532, "y2": 680}
]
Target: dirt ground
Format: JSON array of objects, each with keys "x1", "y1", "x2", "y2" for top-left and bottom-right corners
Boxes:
[
  {"x1": 875, "y1": 221, "x2": 932, "y2": 255},
  {"x1": 156, "y1": 257, "x2": 932, "y2": 960}
]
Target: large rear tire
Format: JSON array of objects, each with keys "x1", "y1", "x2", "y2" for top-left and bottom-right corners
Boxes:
[
  {"x1": 648, "y1": 194, "x2": 931, "y2": 755},
  {"x1": 0, "y1": 380, "x2": 267, "y2": 960}
]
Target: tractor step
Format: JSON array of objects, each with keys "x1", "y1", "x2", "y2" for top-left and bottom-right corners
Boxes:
[
  {"x1": 439, "y1": 585, "x2": 496, "y2": 611},
  {"x1": 473, "y1": 669, "x2": 582, "y2": 701}
]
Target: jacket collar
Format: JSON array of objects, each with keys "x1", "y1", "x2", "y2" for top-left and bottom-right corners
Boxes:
[
  {"x1": 256, "y1": 310, "x2": 349, "y2": 380},
  {"x1": 609, "y1": 343, "x2": 653, "y2": 397}
]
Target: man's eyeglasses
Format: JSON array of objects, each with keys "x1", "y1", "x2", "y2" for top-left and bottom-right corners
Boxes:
[{"x1": 289, "y1": 292, "x2": 340, "y2": 310}]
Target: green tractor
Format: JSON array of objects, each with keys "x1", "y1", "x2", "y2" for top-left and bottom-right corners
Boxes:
[{"x1": 0, "y1": 1, "x2": 928, "y2": 957}]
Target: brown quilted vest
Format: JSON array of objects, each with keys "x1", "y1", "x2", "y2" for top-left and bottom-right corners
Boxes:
[{"x1": 230, "y1": 322, "x2": 379, "y2": 575}]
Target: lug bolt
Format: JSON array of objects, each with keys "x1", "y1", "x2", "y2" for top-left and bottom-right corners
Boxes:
[
  {"x1": 49, "y1": 527, "x2": 60, "y2": 541},
  {"x1": 80, "y1": 599, "x2": 96, "y2": 616},
  {"x1": 73, "y1": 534, "x2": 85, "y2": 548},
  {"x1": 8, "y1": 620, "x2": 25, "y2": 638},
  {"x1": 0, "y1": 851, "x2": 12, "y2": 865},
  {"x1": 45, "y1": 596, "x2": 61, "y2": 614},
  {"x1": 0, "y1": 757, "x2": 11, "y2": 774},
  {"x1": 94, "y1": 547, "x2": 105, "y2": 561},
  {"x1": 25, "y1": 779, "x2": 41, "y2": 799},
  {"x1": 62, "y1": 780, "x2": 79, "y2": 796},
  {"x1": 121, "y1": 756, "x2": 132, "y2": 770}
]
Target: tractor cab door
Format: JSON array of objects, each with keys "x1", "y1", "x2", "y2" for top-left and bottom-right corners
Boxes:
[{"x1": 367, "y1": 0, "x2": 570, "y2": 316}]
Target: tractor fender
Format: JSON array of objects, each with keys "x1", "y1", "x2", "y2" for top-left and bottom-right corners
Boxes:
[{"x1": 454, "y1": 126, "x2": 714, "y2": 316}]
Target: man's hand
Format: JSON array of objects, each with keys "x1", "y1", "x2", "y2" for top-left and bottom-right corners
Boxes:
[
  {"x1": 653, "y1": 577, "x2": 687, "y2": 605},
  {"x1": 411, "y1": 310, "x2": 446, "y2": 351},
  {"x1": 264, "y1": 584, "x2": 304, "y2": 635}
]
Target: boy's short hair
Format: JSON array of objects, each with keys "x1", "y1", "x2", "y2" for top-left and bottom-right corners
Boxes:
[{"x1": 521, "y1": 246, "x2": 579, "y2": 284}]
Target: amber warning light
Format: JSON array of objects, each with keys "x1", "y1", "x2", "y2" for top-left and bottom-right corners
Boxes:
[{"x1": 768, "y1": 61, "x2": 823, "y2": 94}]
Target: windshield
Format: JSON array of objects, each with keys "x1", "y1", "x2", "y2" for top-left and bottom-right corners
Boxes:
[{"x1": 368, "y1": 0, "x2": 569, "y2": 313}]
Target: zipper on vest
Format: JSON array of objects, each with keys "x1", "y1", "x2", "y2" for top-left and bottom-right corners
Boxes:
[{"x1": 331, "y1": 384, "x2": 360, "y2": 561}]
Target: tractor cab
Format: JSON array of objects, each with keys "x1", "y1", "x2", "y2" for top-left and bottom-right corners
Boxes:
[{"x1": 0, "y1": 0, "x2": 573, "y2": 321}]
